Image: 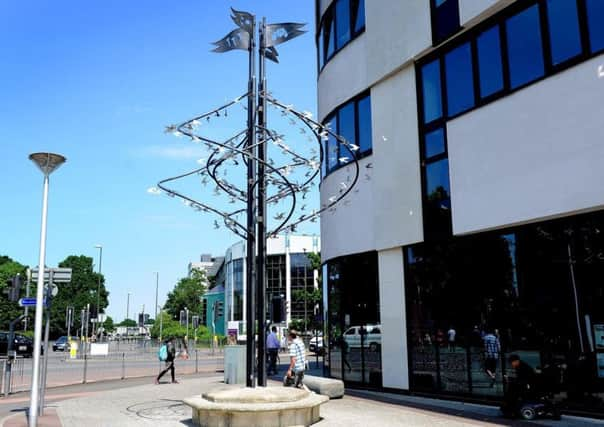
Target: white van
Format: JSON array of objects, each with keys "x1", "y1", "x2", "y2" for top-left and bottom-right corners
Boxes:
[{"x1": 343, "y1": 325, "x2": 381, "y2": 351}]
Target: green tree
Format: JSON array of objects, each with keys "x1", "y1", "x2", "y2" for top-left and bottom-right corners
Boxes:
[
  {"x1": 0, "y1": 256, "x2": 28, "y2": 330},
  {"x1": 118, "y1": 318, "x2": 137, "y2": 327},
  {"x1": 103, "y1": 316, "x2": 115, "y2": 333},
  {"x1": 164, "y1": 268, "x2": 207, "y2": 321},
  {"x1": 49, "y1": 255, "x2": 109, "y2": 338}
]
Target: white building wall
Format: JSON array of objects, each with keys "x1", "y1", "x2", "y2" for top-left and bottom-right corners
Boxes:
[
  {"x1": 458, "y1": 0, "x2": 500, "y2": 26},
  {"x1": 448, "y1": 55, "x2": 604, "y2": 235},
  {"x1": 371, "y1": 66, "x2": 424, "y2": 252},
  {"x1": 378, "y1": 247, "x2": 409, "y2": 390}
]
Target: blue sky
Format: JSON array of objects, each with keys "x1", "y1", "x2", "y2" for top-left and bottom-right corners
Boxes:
[{"x1": 0, "y1": 1, "x2": 318, "y2": 322}]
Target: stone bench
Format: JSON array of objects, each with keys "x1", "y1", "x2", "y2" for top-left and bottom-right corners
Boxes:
[{"x1": 303, "y1": 375, "x2": 345, "y2": 399}]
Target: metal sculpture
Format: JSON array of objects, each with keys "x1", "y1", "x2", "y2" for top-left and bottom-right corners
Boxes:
[{"x1": 152, "y1": 8, "x2": 360, "y2": 387}]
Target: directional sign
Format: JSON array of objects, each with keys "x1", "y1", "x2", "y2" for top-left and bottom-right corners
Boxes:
[
  {"x1": 18, "y1": 298, "x2": 37, "y2": 307},
  {"x1": 30, "y1": 267, "x2": 72, "y2": 283}
]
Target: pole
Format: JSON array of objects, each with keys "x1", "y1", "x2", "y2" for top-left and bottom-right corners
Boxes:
[
  {"x1": 126, "y1": 292, "x2": 131, "y2": 321},
  {"x1": 185, "y1": 307, "x2": 189, "y2": 349},
  {"x1": 24, "y1": 269, "x2": 31, "y2": 331},
  {"x1": 159, "y1": 308, "x2": 163, "y2": 342},
  {"x1": 39, "y1": 271, "x2": 53, "y2": 415},
  {"x1": 256, "y1": 16, "x2": 268, "y2": 387},
  {"x1": 96, "y1": 246, "x2": 103, "y2": 341},
  {"x1": 29, "y1": 173, "x2": 50, "y2": 426},
  {"x1": 85, "y1": 303, "x2": 90, "y2": 353},
  {"x1": 245, "y1": 13, "x2": 257, "y2": 388},
  {"x1": 154, "y1": 272, "x2": 159, "y2": 324}
]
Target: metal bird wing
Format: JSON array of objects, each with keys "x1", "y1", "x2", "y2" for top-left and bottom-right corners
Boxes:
[
  {"x1": 264, "y1": 23, "x2": 307, "y2": 47},
  {"x1": 230, "y1": 7, "x2": 254, "y2": 34},
  {"x1": 212, "y1": 28, "x2": 250, "y2": 53}
]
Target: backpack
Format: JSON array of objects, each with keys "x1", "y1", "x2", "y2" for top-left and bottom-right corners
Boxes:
[{"x1": 158, "y1": 344, "x2": 168, "y2": 361}]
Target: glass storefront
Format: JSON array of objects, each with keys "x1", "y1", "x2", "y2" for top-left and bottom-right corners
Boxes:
[
  {"x1": 405, "y1": 210, "x2": 604, "y2": 416},
  {"x1": 325, "y1": 252, "x2": 382, "y2": 387}
]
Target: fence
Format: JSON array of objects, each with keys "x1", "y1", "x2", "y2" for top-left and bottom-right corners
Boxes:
[{"x1": 1, "y1": 341, "x2": 225, "y2": 397}]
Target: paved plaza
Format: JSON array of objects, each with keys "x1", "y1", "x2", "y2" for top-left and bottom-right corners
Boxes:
[{"x1": 2, "y1": 373, "x2": 603, "y2": 427}]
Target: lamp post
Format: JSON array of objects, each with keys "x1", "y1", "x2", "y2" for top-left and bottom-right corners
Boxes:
[
  {"x1": 28, "y1": 152, "x2": 66, "y2": 426},
  {"x1": 126, "y1": 292, "x2": 132, "y2": 322},
  {"x1": 94, "y1": 245, "x2": 103, "y2": 340},
  {"x1": 154, "y1": 272, "x2": 159, "y2": 324}
]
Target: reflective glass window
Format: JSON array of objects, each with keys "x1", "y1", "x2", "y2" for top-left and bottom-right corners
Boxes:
[
  {"x1": 506, "y1": 5, "x2": 545, "y2": 89},
  {"x1": 336, "y1": 0, "x2": 351, "y2": 49},
  {"x1": 586, "y1": 0, "x2": 604, "y2": 52},
  {"x1": 354, "y1": 0, "x2": 365, "y2": 33},
  {"x1": 321, "y1": 139, "x2": 327, "y2": 178},
  {"x1": 546, "y1": 0, "x2": 582, "y2": 65},
  {"x1": 338, "y1": 101, "x2": 356, "y2": 164},
  {"x1": 357, "y1": 95, "x2": 372, "y2": 153},
  {"x1": 445, "y1": 42, "x2": 475, "y2": 116},
  {"x1": 425, "y1": 158, "x2": 450, "y2": 199},
  {"x1": 327, "y1": 116, "x2": 339, "y2": 172},
  {"x1": 433, "y1": 0, "x2": 460, "y2": 43},
  {"x1": 421, "y1": 59, "x2": 443, "y2": 123},
  {"x1": 326, "y1": 13, "x2": 336, "y2": 59},
  {"x1": 424, "y1": 128, "x2": 446, "y2": 159},
  {"x1": 318, "y1": 26, "x2": 324, "y2": 70},
  {"x1": 477, "y1": 26, "x2": 504, "y2": 98}
]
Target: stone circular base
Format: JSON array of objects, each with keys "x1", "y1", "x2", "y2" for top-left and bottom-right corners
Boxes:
[{"x1": 183, "y1": 386, "x2": 329, "y2": 427}]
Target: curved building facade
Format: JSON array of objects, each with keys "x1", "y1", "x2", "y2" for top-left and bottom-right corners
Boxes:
[{"x1": 317, "y1": 0, "x2": 604, "y2": 416}]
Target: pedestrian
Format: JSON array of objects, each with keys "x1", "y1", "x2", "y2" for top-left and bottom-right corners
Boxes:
[
  {"x1": 280, "y1": 334, "x2": 288, "y2": 353},
  {"x1": 483, "y1": 328, "x2": 501, "y2": 386},
  {"x1": 267, "y1": 326, "x2": 280, "y2": 375},
  {"x1": 155, "y1": 337, "x2": 179, "y2": 384},
  {"x1": 501, "y1": 354, "x2": 538, "y2": 417},
  {"x1": 447, "y1": 326, "x2": 456, "y2": 351},
  {"x1": 285, "y1": 330, "x2": 307, "y2": 389}
]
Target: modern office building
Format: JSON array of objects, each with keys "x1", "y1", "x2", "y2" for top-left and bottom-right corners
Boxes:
[
  {"x1": 222, "y1": 234, "x2": 320, "y2": 338},
  {"x1": 317, "y1": 0, "x2": 604, "y2": 416}
]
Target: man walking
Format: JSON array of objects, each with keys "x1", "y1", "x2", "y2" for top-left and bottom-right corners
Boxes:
[
  {"x1": 156, "y1": 337, "x2": 179, "y2": 384},
  {"x1": 267, "y1": 326, "x2": 280, "y2": 375},
  {"x1": 483, "y1": 328, "x2": 501, "y2": 386},
  {"x1": 286, "y1": 330, "x2": 307, "y2": 389}
]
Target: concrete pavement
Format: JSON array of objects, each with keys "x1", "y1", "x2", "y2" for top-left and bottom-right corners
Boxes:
[{"x1": 2, "y1": 372, "x2": 603, "y2": 427}]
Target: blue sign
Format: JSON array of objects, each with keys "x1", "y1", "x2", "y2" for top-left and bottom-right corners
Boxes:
[{"x1": 18, "y1": 297, "x2": 37, "y2": 307}]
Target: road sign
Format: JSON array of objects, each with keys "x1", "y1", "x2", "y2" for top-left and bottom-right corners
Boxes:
[
  {"x1": 18, "y1": 298, "x2": 37, "y2": 307},
  {"x1": 30, "y1": 268, "x2": 72, "y2": 283}
]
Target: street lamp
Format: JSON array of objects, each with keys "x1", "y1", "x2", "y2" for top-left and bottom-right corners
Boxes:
[
  {"x1": 28, "y1": 152, "x2": 66, "y2": 426},
  {"x1": 126, "y1": 292, "x2": 132, "y2": 321},
  {"x1": 94, "y1": 245, "x2": 103, "y2": 340}
]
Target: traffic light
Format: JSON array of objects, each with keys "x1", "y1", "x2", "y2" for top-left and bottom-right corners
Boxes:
[
  {"x1": 192, "y1": 315, "x2": 199, "y2": 329},
  {"x1": 5, "y1": 274, "x2": 21, "y2": 302},
  {"x1": 138, "y1": 313, "x2": 144, "y2": 327},
  {"x1": 180, "y1": 310, "x2": 186, "y2": 326},
  {"x1": 271, "y1": 296, "x2": 285, "y2": 323}
]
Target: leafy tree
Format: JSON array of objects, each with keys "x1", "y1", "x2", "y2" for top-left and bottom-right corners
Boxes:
[
  {"x1": 164, "y1": 268, "x2": 207, "y2": 321},
  {"x1": 48, "y1": 255, "x2": 109, "y2": 338},
  {"x1": 103, "y1": 316, "x2": 115, "y2": 333},
  {"x1": 0, "y1": 256, "x2": 28, "y2": 330},
  {"x1": 118, "y1": 318, "x2": 137, "y2": 327}
]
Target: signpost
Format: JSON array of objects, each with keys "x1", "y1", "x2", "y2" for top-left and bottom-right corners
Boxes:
[{"x1": 18, "y1": 298, "x2": 38, "y2": 307}]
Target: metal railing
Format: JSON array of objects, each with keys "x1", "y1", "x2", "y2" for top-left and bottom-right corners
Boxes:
[{"x1": 1, "y1": 342, "x2": 225, "y2": 397}]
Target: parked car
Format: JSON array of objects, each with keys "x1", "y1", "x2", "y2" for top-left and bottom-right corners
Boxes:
[
  {"x1": 309, "y1": 335, "x2": 324, "y2": 355},
  {"x1": 52, "y1": 336, "x2": 70, "y2": 352},
  {"x1": 0, "y1": 332, "x2": 44, "y2": 357},
  {"x1": 343, "y1": 325, "x2": 382, "y2": 352}
]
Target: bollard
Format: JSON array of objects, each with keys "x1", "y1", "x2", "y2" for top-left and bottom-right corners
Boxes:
[
  {"x1": 83, "y1": 354, "x2": 88, "y2": 384},
  {"x1": 121, "y1": 352, "x2": 125, "y2": 380},
  {"x1": 1, "y1": 359, "x2": 6, "y2": 396},
  {"x1": 195, "y1": 350, "x2": 199, "y2": 373}
]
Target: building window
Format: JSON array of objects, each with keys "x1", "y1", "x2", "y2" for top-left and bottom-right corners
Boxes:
[
  {"x1": 317, "y1": 0, "x2": 365, "y2": 71},
  {"x1": 290, "y1": 253, "x2": 316, "y2": 329},
  {"x1": 233, "y1": 259, "x2": 243, "y2": 321},
  {"x1": 421, "y1": 59, "x2": 443, "y2": 124},
  {"x1": 505, "y1": 4, "x2": 545, "y2": 89},
  {"x1": 432, "y1": 0, "x2": 460, "y2": 45},
  {"x1": 322, "y1": 92, "x2": 372, "y2": 179},
  {"x1": 424, "y1": 128, "x2": 446, "y2": 159},
  {"x1": 476, "y1": 26, "x2": 504, "y2": 98},
  {"x1": 586, "y1": 0, "x2": 604, "y2": 53},
  {"x1": 444, "y1": 42, "x2": 475, "y2": 117},
  {"x1": 546, "y1": 0, "x2": 582, "y2": 66}
]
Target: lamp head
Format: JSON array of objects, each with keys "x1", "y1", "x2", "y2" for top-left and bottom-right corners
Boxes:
[{"x1": 29, "y1": 152, "x2": 66, "y2": 176}]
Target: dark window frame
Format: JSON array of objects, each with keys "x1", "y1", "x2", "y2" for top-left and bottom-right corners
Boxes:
[
  {"x1": 321, "y1": 90, "x2": 372, "y2": 181},
  {"x1": 430, "y1": 0, "x2": 461, "y2": 46},
  {"x1": 316, "y1": 0, "x2": 366, "y2": 74}
]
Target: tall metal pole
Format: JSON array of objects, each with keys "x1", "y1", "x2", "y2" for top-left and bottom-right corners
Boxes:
[
  {"x1": 95, "y1": 245, "x2": 103, "y2": 341},
  {"x1": 154, "y1": 272, "x2": 159, "y2": 323},
  {"x1": 245, "y1": 14, "x2": 257, "y2": 388},
  {"x1": 39, "y1": 271, "x2": 53, "y2": 416},
  {"x1": 256, "y1": 16, "x2": 268, "y2": 387},
  {"x1": 24, "y1": 269, "x2": 31, "y2": 331},
  {"x1": 126, "y1": 292, "x2": 131, "y2": 321},
  {"x1": 29, "y1": 173, "x2": 50, "y2": 426}
]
